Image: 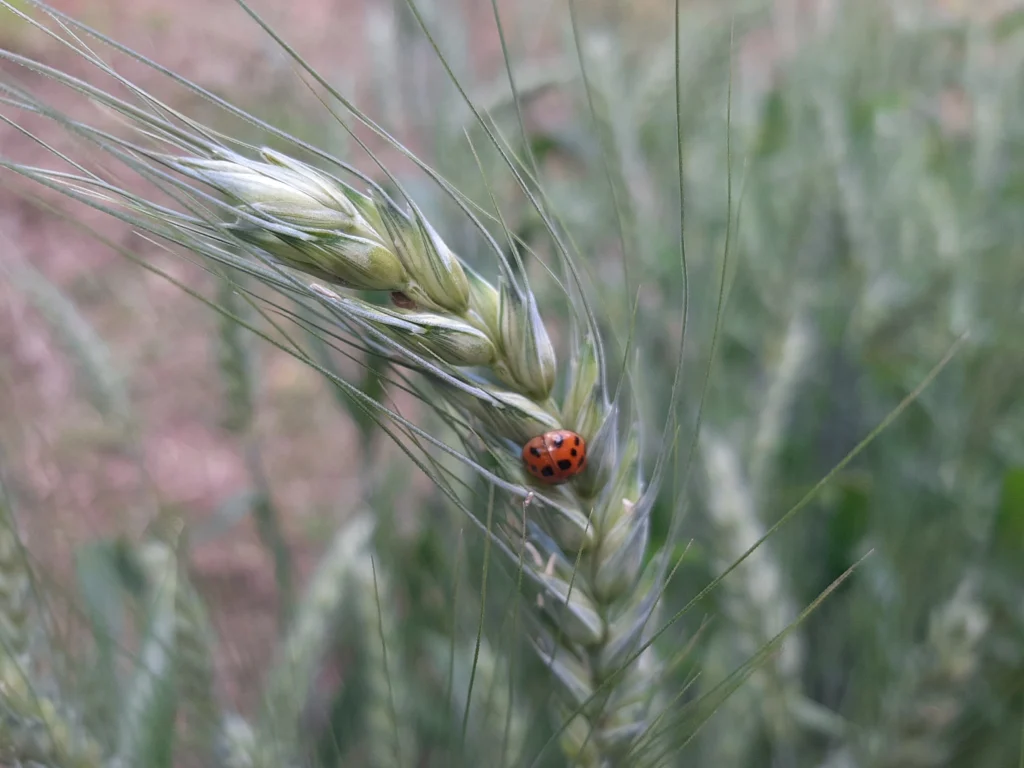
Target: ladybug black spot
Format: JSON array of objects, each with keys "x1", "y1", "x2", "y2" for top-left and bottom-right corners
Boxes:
[
  {"x1": 557, "y1": 459, "x2": 573, "y2": 471},
  {"x1": 574, "y1": 436, "x2": 580, "y2": 446},
  {"x1": 552, "y1": 434, "x2": 564, "y2": 447},
  {"x1": 570, "y1": 449, "x2": 578, "y2": 457},
  {"x1": 529, "y1": 446, "x2": 542, "y2": 457},
  {"x1": 541, "y1": 466, "x2": 555, "y2": 477}
]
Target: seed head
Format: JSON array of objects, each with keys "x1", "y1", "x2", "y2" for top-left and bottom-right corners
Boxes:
[
  {"x1": 593, "y1": 495, "x2": 650, "y2": 601},
  {"x1": 562, "y1": 336, "x2": 604, "y2": 438},
  {"x1": 375, "y1": 196, "x2": 471, "y2": 314},
  {"x1": 497, "y1": 277, "x2": 557, "y2": 400},
  {"x1": 573, "y1": 405, "x2": 624, "y2": 499},
  {"x1": 536, "y1": 637, "x2": 595, "y2": 707},
  {"x1": 235, "y1": 228, "x2": 408, "y2": 291},
  {"x1": 597, "y1": 584, "x2": 659, "y2": 677},
  {"x1": 179, "y1": 152, "x2": 366, "y2": 232},
  {"x1": 217, "y1": 714, "x2": 256, "y2": 768},
  {"x1": 444, "y1": 385, "x2": 560, "y2": 446},
  {"x1": 383, "y1": 312, "x2": 497, "y2": 367},
  {"x1": 558, "y1": 710, "x2": 603, "y2": 765},
  {"x1": 465, "y1": 268, "x2": 501, "y2": 338},
  {"x1": 536, "y1": 570, "x2": 604, "y2": 646},
  {"x1": 178, "y1": 153, "x2": 411, "y2": 290}
]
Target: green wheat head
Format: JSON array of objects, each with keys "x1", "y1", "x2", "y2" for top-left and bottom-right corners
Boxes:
[{"x1": 0, "y1": 0, "x2": 683, "y2": 762}]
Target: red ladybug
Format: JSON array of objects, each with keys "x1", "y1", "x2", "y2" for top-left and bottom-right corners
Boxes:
[{"x1": 522, "y1": 430, "x2": 587, "y2": 485}]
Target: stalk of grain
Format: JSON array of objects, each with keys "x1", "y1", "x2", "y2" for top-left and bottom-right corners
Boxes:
[
  {"x1": 164, "y1": 147, "x2": 665, "y2": 766},
  {"x1": 348, "y1": 532, "x2": 417, "y2": 768},
  {"x1": 250, "y1": 513, "x2": 372, "y2": 765},
  {"x1": 819, "y1": 578, "x2": 988, "y2": 768},
  {"x1": 110, "y1": 536, "x2": 182, "y2": 768},
  {"x1": 0, "y1": 9, "x2": 669, "y2": 760},
  {"x1": 700, "y1": 431, "x2": 803, "y2": 759},
  {"x1": 0, "y1": 485, "x2": 103, "y2": 767}
]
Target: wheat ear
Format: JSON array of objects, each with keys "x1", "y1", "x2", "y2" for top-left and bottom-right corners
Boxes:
[
  {"x1": 700, "y1": 431, "x2": 804, "y2": 761},
  {"x1": 145, "y1": 145, "x2": 667, "y2": 767},
  {"x1": 0, "y1": 20, "x2": 668, "y2": 758},
  {"x1": 0, "y1": 484, "x2": 103, "y2": 767}
]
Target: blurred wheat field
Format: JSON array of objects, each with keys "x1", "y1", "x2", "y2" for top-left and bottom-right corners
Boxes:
[{"x1": 0, "y1": 0, "x2": 1022, "y2": 766}]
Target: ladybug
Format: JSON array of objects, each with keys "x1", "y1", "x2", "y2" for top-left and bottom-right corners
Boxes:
[{"x1": 521, "y1": 430, "x2": 587, "y2": 485}]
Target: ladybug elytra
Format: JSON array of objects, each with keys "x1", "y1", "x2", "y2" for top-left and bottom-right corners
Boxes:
[{"x1": 521, "y1": 429, "x2": 587, "y2": 485}]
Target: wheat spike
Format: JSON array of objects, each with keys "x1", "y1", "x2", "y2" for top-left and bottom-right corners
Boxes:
[
  {"x1": 0, "y1": 482, "x2": 32, "y2": 669},
  {"x1": 253, "y1": 513, "x2": 372, "y2": 765},
  {"x1": 174, "y1": 570, "x2": 221, "y2": 756},
  {"x1": 154, "y1": 145, "x2": 664, "y2": 764},
  {"x1": 876, "y1": 578, "x2": 988, "y2": 768},
  {"x1": 217, "y1": 276, "x2": 258, "y2": 434},
  {"x1": 109, "y1": 537, "x2": 181, "y2": 768},
  {"x1": 432, "y1": 632, "x2": 528, "y2": 766},
  {"x1": 216, "y1": 712, "x2": 259, "y2": 768},
  {"x1": 0, "y1": 478, "x2": 102, "y2": 766},
  {"x1": 0, "y1": 11, "x2": 670, "y2": 760},
  {"x1": 349, "y1": 543, "x2": 416, "y2": 768},
  {"x1": 0, "y1": 653, "x2": 104, "y2": 768},
  {"x1": 700, "y1": 431, "x2": 804, "y2": 738},
  {"x1": 818, "y1": 577, "x2": 989, "y2": 768}
]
